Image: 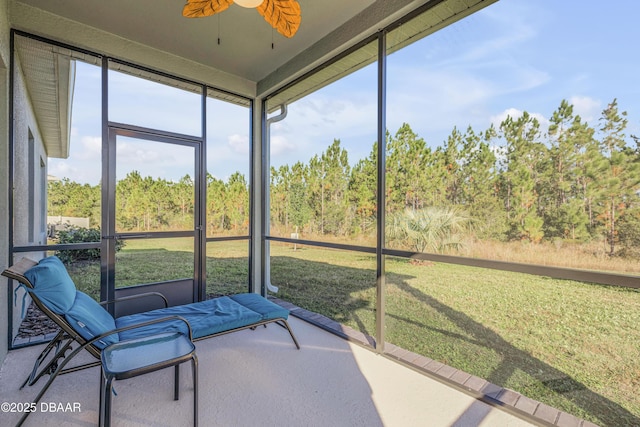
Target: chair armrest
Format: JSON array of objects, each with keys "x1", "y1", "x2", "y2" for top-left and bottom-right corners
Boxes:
[
  {"x1": 39, "y1": 315, "x2": 195, "y2": 396},
  {"x1": 99, "y1": 292, "x2": 169, "y2": 309},
  {"x1": 85, "y1": 314, "x2": 194, "y2": 346}
]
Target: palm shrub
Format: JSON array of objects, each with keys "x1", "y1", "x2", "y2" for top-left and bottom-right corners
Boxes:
[{"x1": 386, "y1": 206, "x2": 472, "y2": 253}]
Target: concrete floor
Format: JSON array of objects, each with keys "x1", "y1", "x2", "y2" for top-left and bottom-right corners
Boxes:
[{"x1": 0, "y1": 317, "x2": 536, "y2": 427}]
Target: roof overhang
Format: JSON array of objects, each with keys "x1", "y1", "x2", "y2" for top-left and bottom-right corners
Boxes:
[{"x1": 15, "y1": 35, "x2": 74, "y2": 159}]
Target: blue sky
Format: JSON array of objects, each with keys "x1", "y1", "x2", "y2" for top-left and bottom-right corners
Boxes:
[
  {"x1": 271, "y1": 0, "x2": 640, "y2": 170},
  {"x1": 51, "y1": 0, "x2": 640, "y2": 184}
]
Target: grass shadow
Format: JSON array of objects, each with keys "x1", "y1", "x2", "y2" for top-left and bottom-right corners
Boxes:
[
  {"x1": 270, "y1": 255, "x2": 377, "y2": 335},
  {"x1": 385, "y1": 269, "x2": 638, "y2": 427},
  {"x1": 51, "y1": 249, "x2": 639, "y2": 426},
  {"x1": 271, "y1": 254, "x2": 638, "y2": 426}
]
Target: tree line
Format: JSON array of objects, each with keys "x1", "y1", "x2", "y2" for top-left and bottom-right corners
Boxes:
[
  {"x1": 48, "y1": 171, "x2": 249, "y2": 236},
  {"x1": 48, "y1": 98, "x2": 640, "y2": 257}
]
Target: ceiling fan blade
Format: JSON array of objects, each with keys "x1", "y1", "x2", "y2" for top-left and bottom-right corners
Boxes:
[
  {"x1": 182, "y1": 0, "x2": 234, "y2": 18},
  {"x1": 257, "y1": 0, "x2": 301, "y2": 38}
]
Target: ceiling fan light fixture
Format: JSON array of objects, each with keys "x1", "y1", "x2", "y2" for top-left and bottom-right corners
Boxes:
[
  {"x1": 182, "y1": 0, "x2": 301, "y2": 38},
  {"x1": 235, "y1": 0, "x2": 263, "y2": 8}
]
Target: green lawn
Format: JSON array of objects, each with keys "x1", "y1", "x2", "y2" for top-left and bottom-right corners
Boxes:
[
  {"x1": 270, "y1": 243, "x2": 640, "y2": 427},
  {"x1": 65, "y1": 240, "x2": 640, "y2": 426},
  {"x1": 382, "y1": 259, "x2": 639, "y2": 427}
]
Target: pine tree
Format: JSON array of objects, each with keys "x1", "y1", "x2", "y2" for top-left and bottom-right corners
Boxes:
[
  {"x1": 442, "y1": 127, "x2": 463, "y2": 205},
  {"x1": 544, "y1": 100, "x2": 592, "y2": 240},
  {"x1": 288, "y1": 161, "x2": 310, "y2": 235},
  {"x1": 385, "y1": 123, "x2": 434, "y2": 212},
  {"x1": 225, "y1": 172, "x2": 249, "y2": 232},
  {"x1": 206, "y1": 173, "x2": 227, "y2": 234},
  {"x1": 349, "y1": 143, "x2": 377, "y2": 234},
  {"x1": 597, "y1": 99, "x2": 640, "y2": 255},
  {"x1": 459, "y1": 126, "x2": 503, "y2": 238},
  {"x1": 499, "y1": 112, "x2": 545, "y2": 242},
  {"x1": 270, "y1": 165, "x2": 291, "y2": 230}
]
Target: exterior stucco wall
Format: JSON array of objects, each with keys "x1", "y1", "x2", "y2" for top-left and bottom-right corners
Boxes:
[
  {"x1": 0, "y1": 0, "x2": 10, "y2": 365},
  {"x1": 12, "y1": 56, "x2": 47, "y2": 247},
  {"x1": 9, "y1": 56, "x2": 47, "y2": 343}
]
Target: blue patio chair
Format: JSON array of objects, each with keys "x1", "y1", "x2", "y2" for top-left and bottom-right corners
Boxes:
[{"x1": 2, "y1": 256, "x2": 299, "y2": 426}]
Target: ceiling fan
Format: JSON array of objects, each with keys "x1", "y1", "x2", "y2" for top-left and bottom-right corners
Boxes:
[{"x1": 182, "y1": 0, "x2": 302, "y2": 38}]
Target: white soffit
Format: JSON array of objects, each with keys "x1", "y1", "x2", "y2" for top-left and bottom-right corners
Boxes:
[{"x1": 15, "y1": 35, "x2": 77, "y2": 159}]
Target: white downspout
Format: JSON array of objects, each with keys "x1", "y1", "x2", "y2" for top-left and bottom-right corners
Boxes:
[{"x1": 264, "y1": 104, "x2": 287, "y2": 293}]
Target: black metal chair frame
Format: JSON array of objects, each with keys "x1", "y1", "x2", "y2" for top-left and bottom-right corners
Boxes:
[
  {"x1": 3, "y1": 258, "x2": 198, "y2": 426},
  {"x1": 99, "y1": 330, "x2": 198, "y2": 427},
  {"x1": 2, "y1": 258, "x2": 297, "y2": 426}
]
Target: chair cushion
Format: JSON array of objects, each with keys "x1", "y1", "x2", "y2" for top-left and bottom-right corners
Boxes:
[
  {"x1": 229, "y1": 293, "x2": 289, "y2": 321},
  {"x1": 101, "y1": 332, "x2": 195, "y2": 378},
  {"x1": 65, "y1": 291, "x2": 118, "y2": 349},
  {"x1": 117, "y1": 296, "x2": 262, "y2": 341},
  {"x1": 23, "y1": 256, "x2": 77, "y2": 314}
]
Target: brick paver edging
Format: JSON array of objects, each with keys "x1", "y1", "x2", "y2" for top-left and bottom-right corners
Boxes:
[{"x1": 269, "y1": 297, "x2": 600, "y2": 427}]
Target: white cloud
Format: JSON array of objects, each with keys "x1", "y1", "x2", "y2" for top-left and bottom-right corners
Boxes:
[
  {"x1": 115, "y1": 139, "x2": 194, "y2": 181},
  {"x1": 268, "y1": 88, "x2": 378, "y2": 167},
  {"x1": 289, "y1": 95, "x2": 377, "y2": 139},
  {"x1": 568, "y1": 96, "x2": 601, "y2": 123},
  {"x1": 48, "y1": 161, "x2": 71, "y2": 177},
  {"x1": 48, "y1": 134, "x2": 103, "y2": 184},
  {"x1": 490, "y1": 108, "x2": 548, "y2": 130},
  {"x1": 444, "y1": 17, "x2": 537, "y2": 68},
  {"x1": 117, "y1": 142, "x2": 159, "y2": 162},
  {"x1": 269, "y1": 135, "x2": 296, "y2": 156},
  {"x1": 228, "y1": 134, "x2": 249, "y2": 155},
  {"x1": 77, "y1": 136, "x2": 101, "y2": 160},
  {"x1": 383, "y1": 62, "x2": 550, "y2": 145},
  {"x1": 490, "y1": 108, "x2": 522, "y2": 127},
  {"x1": 48, "y1": 158, "x2": 99, "y2": 185}
]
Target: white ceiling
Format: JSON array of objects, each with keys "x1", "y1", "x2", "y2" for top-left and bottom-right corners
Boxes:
[{"x1": 16, "y1": 0, "x2": 377, "y2": 82}]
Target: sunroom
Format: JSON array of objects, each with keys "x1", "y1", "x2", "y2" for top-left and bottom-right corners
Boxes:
[{"x1": 1, "y1": 0, "x2": 639, "y2": 426}]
